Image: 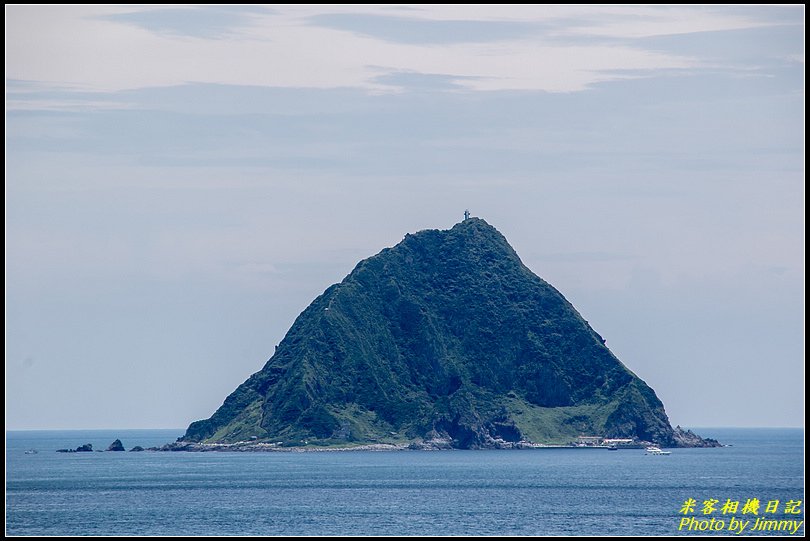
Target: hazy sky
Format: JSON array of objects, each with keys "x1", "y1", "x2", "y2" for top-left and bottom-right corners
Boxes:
[{"x1": 6, "y1": 5, "x2": 804, "y2": 430}]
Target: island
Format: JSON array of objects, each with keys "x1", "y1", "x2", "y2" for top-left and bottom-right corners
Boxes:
[{"x1": 176, "y1": 217, "x2": 719, "y2": 450}]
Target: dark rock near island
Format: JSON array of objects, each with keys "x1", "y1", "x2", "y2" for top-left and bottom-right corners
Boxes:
[
  {"x1": 106, "y1": 439, "x2": 125, "y2": 451},
  {"x1": 182, "y1": 218, "x2": 716, "y2": 449},
  {"x1": 129, "y1": 446, "x2": 145, "y2": 452},
  {"x1": 673, "y1": 426, "x2": 720, "y2": 447},
  {"x1": 56, "y1": 443, "x2": 96, "y2": 453}
]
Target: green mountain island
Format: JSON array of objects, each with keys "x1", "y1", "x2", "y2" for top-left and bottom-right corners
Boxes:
[{"x1": 180, "y1": 218, "x2": 717, "y2": 450}]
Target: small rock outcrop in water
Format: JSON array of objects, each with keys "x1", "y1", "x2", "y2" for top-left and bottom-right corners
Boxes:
[
  {"x1": 106, "y1": 439, "x2": 125, "y2": 452},
  {"x1": 58, "y1": 443, "x2": 94, "y2": 453},
  {"x1": 129, "y1": 446, "x2": 145, "y2": 452},
  {"x1": 182, "y1": 218, "x2": 719, "y2": 449}
]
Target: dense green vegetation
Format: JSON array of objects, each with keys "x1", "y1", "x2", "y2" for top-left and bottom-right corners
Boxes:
[{"x1": 184, "y1": 219, "x2": 679, "y2": 447}]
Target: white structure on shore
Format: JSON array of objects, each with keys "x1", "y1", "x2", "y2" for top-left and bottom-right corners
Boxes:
[
  {"x1": 576, "y1": 436, "x2": 602, "y2": 446},
  {"x1": 602, "y1": 438, "x2": 634, "y2": 445}
]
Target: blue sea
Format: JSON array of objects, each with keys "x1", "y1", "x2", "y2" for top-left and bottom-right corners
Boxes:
[{"x1": 6, "y1": 428, "x2": 804, "y2": 536}]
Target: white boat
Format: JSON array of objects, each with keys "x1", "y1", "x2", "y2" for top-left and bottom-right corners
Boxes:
[{"x1": 645, "y1": 446, "x2": 671, "y2": 455}]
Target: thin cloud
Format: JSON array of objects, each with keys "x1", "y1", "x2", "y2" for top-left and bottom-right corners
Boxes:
[
  {"x1": 305, "y1": 13, "x2": 545, "y2": 45},
  {"x1": 98, "y1": 5, "x2": 275, "y2": 39},
  {"x1": 7, "y1": 5, "x2": 791, "y2": 96}
]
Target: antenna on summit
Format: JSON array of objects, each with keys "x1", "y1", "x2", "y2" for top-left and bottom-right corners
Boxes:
[{"x1": 463, "y1": 209, "x2": 470, "y2": 221}]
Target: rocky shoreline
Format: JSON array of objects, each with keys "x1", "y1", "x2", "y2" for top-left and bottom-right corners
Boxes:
[
  {"x1": 54, "y1": 427, "x2": 721, "y2": 453},
  {"x1": 672, "y1": 426, "x2": 722, "y2": 447},
  {"x1": 151, "y1": 442, "x2": 410, "y2": 452},
  {"x1": 146, "y1": 435, "x2": 720, "y2": 453}
]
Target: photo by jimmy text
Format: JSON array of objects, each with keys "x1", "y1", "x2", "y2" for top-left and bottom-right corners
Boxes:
[{"x1": 678, "y1": 498, "x2": 803, "y2": 535}]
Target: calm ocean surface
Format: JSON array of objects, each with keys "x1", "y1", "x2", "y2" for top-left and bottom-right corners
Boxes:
[{"x1": 6, "y1": 428, "x2": 804, "y2": 536}]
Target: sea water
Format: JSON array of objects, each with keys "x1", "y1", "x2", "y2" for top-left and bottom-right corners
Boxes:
[{"x1": 6, "y1": 428, "x2": 804, "y2": 536}]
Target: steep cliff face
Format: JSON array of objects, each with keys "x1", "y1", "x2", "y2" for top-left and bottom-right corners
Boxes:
[{"x1": 184, "y1": 218, "x2": 685, "y2": 448}]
